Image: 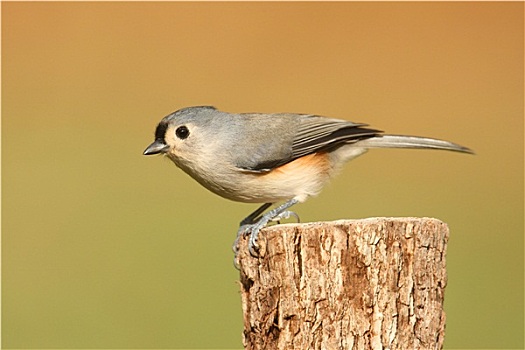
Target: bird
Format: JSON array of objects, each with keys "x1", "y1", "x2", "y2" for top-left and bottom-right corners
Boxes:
[{"x1": 143, "y1": 106, "x2": 473, "y2": 257}]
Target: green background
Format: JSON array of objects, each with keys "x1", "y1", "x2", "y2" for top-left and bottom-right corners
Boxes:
[{"x1": 2, "y1": 2, "x2": 523, "y2": 349}]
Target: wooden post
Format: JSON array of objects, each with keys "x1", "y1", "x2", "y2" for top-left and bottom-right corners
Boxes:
[{"x1": 236, "y1": 217, "x2": 448, "y2": 350}]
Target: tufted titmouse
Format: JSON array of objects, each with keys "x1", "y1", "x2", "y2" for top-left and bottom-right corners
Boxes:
[{"x1": 144, "y1": 106, "x2": 472, "y2": 256}]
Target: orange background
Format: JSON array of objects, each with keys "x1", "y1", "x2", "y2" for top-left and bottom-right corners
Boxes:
[{"x1": 2, "y1": 2, "x2": 523, "y2": 349}]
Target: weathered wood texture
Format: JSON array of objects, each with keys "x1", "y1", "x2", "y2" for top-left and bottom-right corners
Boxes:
[{"x1": 237, "y1": 217, "x2": 448, "y2": 350}]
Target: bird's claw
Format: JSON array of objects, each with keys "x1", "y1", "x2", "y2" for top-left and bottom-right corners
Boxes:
[
  {"x1": 270, "y1": 210, "x2": 300, "y2": 224},
  {"x1": 232, "y1": 223, "x2": 260, "y2": 269},
  {"x1": 233, "y1": 199, "x2": 300, "y2": 267},
  {"x1": 232, "y1": 224, "x2": 251, "y2": 254},
  {"x1": 232, "y1": 223, "x2": 266, "y2": 263},
  {"x1": 247, "y1": 224, "x2": 262, "y2": 257}
]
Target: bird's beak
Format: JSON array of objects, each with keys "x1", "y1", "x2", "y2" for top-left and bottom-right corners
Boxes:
[{"x1": 143, "y1": 140, "x2": 169, "y2": 155}]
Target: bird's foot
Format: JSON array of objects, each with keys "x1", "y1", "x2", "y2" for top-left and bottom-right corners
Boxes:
[
  {"x1": 233, "y1": 199, "x2": 300, "y2": 264},
  {"x1": 270, "y1": 210, "x2": 300, "y2": 224}
]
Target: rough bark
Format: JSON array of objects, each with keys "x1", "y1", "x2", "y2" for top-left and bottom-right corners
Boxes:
[{"x1": 237, "y1": 217, "x2": 448, "y2": 350}]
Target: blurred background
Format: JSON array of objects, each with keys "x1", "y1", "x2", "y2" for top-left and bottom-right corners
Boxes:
[{"x1": 2, "y1": 2, "x2": 523, "y2": 349}]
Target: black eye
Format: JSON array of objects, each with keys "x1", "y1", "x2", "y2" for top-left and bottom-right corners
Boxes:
[{"x1": 175, "y1": 126, "x2": 189, "y2": 139}]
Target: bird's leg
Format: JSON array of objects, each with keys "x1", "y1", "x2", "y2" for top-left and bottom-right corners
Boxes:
[
  {"x1": 240, "y1": 203, "x2": 273, "y2": 226},
  {"x1": 233, "y1": 203, "x2": 273, "y2": 254},
  {"x1": 232, "y1": 199, "x2": 300, "y2": 269},
  {"x1": 246, "y1": 198, "x2": 299, "y2": 256},
  {"x1": 270, "y1": 210, "x2": 300, "y2": 224}
]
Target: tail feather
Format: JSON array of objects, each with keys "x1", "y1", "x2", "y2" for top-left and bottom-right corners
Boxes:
[{"x1": 356, "y1": 134, "x2": 474, "y2": 154}]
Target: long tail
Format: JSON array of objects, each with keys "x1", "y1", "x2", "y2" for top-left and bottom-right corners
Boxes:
[{"x1": 356, "y1": 134, "x2": 474, "y2": 154}]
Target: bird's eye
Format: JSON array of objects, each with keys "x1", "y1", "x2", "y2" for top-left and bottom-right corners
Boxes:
[{"x1": 175, "y1": 126, "x2": 190, "y2": 139}]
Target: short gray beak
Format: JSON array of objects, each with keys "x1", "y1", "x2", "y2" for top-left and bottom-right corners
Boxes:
[{"x1": 143, "y1": 140, "x2": 169, "y2": 155}]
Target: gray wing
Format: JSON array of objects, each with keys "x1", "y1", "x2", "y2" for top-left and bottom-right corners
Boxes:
[
  {"x1": 235, "y1": 113, "x2": 381, "y2": 172},
  {"x1": 291, "y1": 115, "x2": 381, "y2": 158}
]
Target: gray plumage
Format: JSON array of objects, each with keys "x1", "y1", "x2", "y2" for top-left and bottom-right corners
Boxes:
[
  {"x1": 149, "y1": 105, "x2": 471, "y2": 172},
  {"x1": 144, "y1": 106, "x2": 473, "y2": 256}
]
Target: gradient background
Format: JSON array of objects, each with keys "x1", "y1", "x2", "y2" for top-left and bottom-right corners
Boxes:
[{"x1": 2, "y1": 2, "x2": 523, "y2": 349}]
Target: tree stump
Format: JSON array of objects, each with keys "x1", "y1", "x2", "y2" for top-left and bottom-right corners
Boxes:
[{"x1": 236, "y1": 217, "x2": 448, "y2": 350}]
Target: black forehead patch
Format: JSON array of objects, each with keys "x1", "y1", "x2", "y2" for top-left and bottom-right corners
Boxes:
[{"x1": 154, "y1": 120, "x2": 169, "y2": 141}]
